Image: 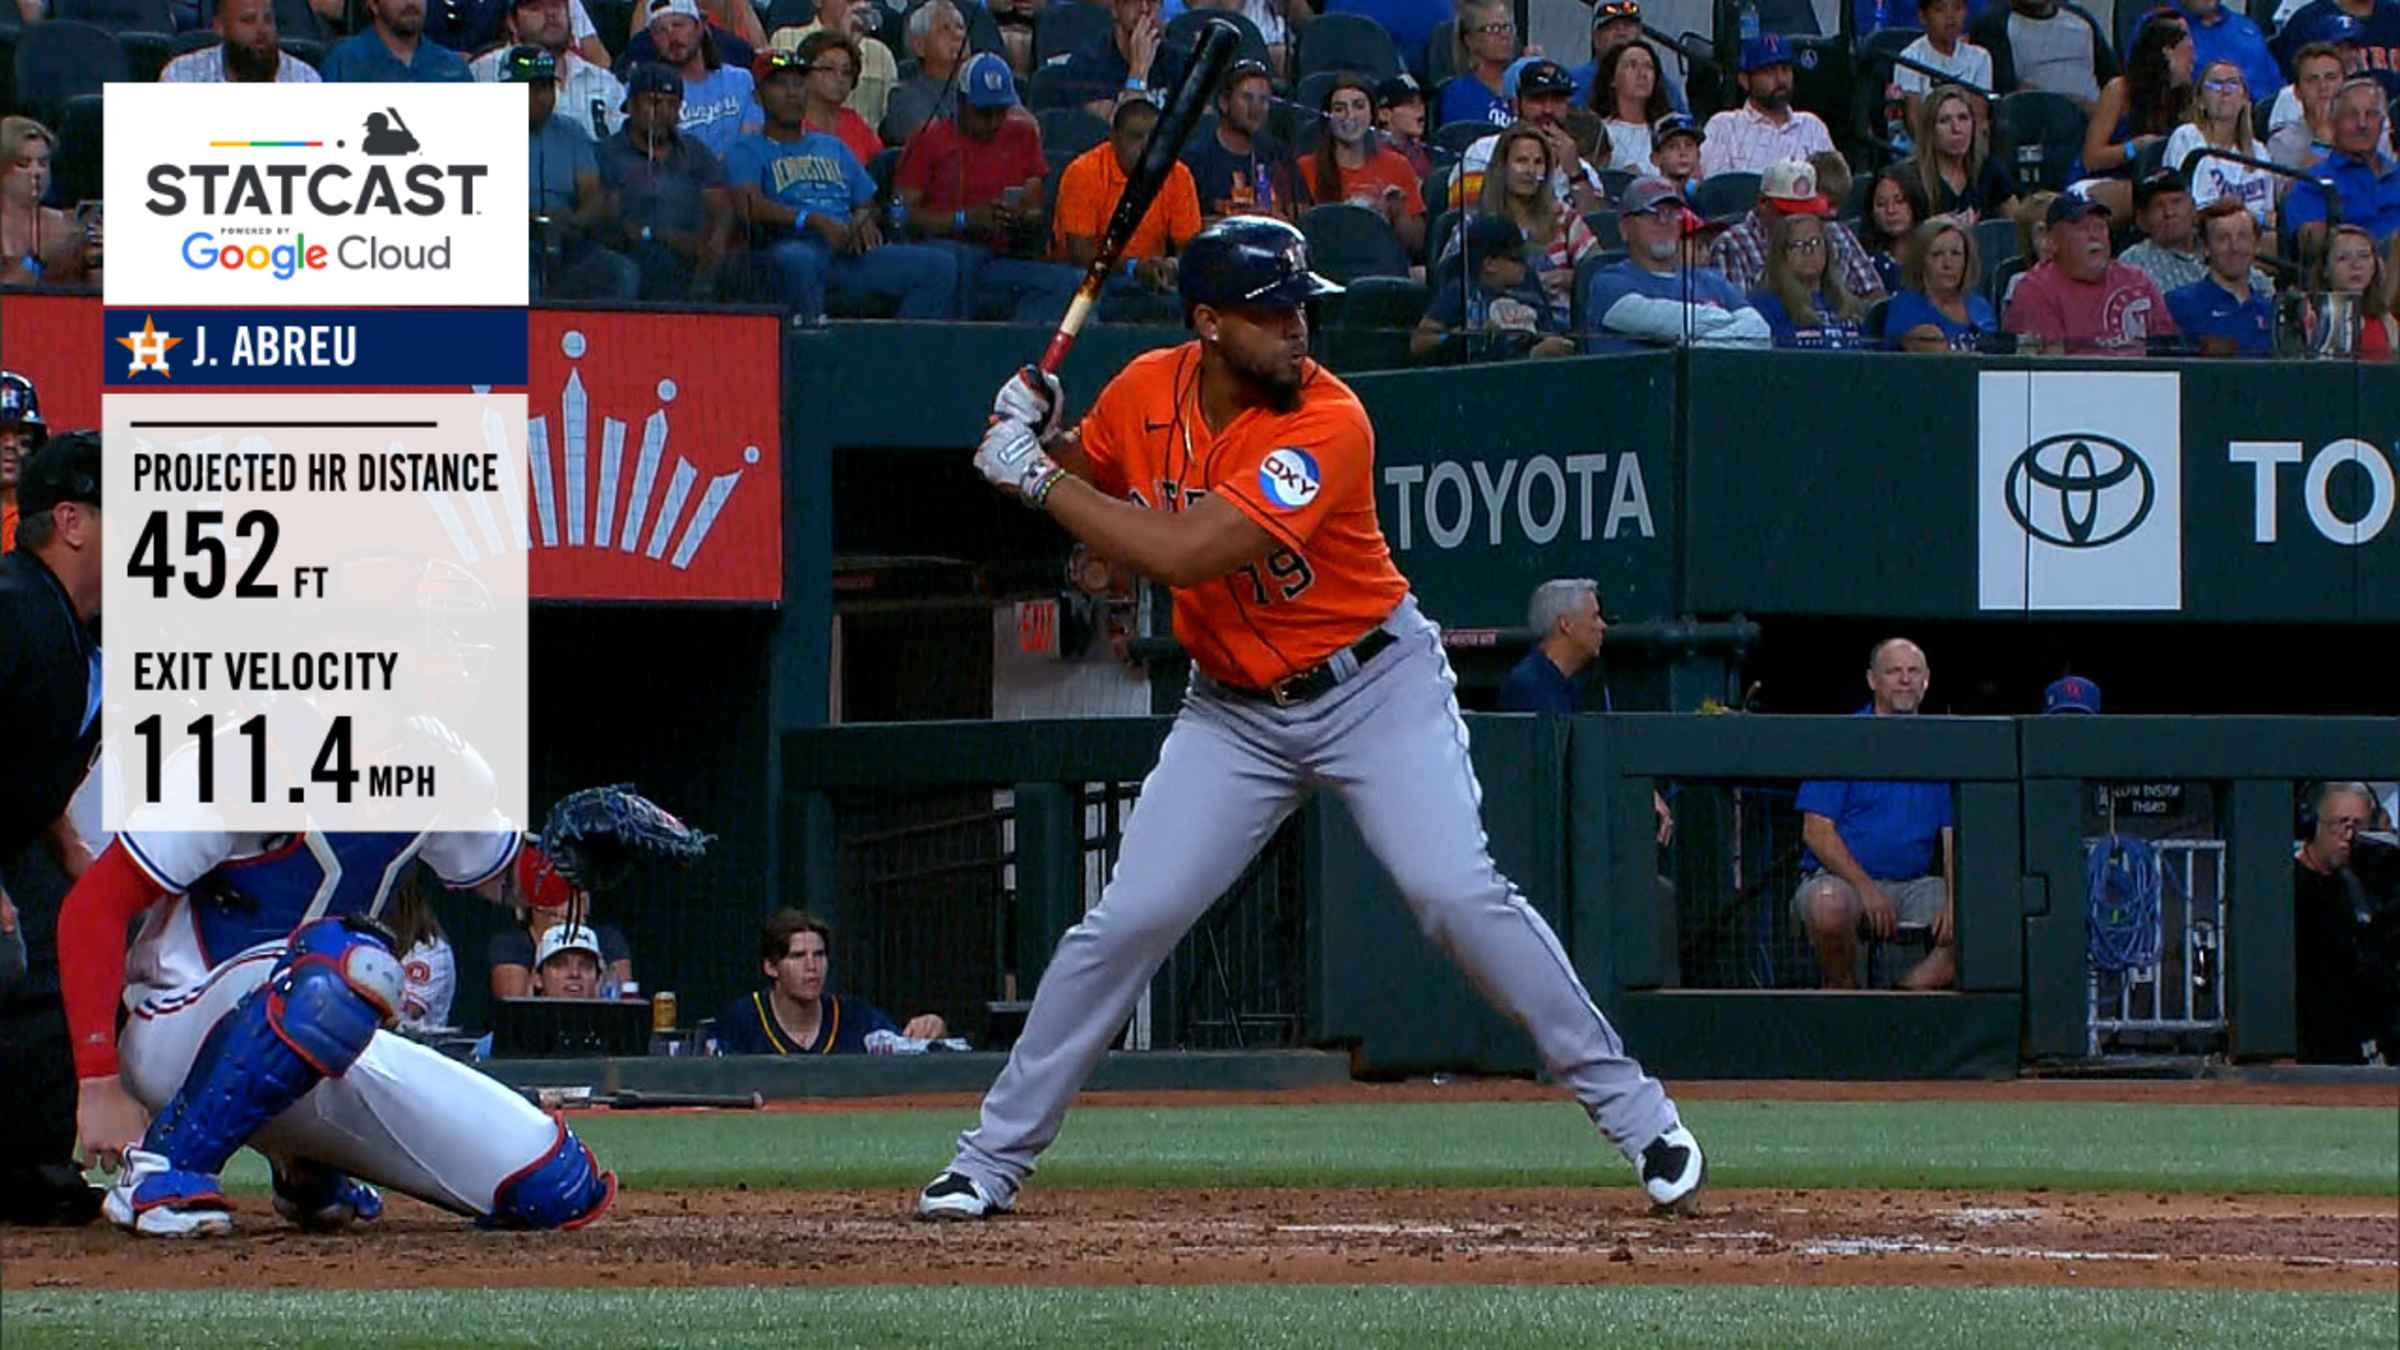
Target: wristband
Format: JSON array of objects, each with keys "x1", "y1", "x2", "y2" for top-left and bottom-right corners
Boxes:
[
  {"x1": 1025, "y1": 465, "x2": 1068, "y2": 508},
  {"x1": 1123, "y1": 259, "x2": 1138, "y2": 280},
  {"x1": 1124, "y1": 76, "x2": 1147, "y2": 92},
  {"x1": 954, "y1": 209, "x2": 968, "y2": 234}
]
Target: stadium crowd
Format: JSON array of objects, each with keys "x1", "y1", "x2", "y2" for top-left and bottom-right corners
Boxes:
[{"x1": 5, "y1": 0, "x2": 2400, "y2": 351}]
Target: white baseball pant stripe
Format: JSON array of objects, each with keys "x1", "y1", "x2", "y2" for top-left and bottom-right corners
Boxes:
[
  {"x1": 121, "y1": 943, "x2": 562, "y2": 1218},
  {"x1": 948, "y1": 595, "x2": 1679, "y2": 1196}
]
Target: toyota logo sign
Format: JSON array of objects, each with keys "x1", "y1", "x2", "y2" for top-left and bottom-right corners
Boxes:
[{"x1": 2003, "y1": 433, "x2": 2155, "y2": 549}]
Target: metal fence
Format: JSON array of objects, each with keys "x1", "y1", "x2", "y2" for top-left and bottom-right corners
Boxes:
[
  {"x1": 831, "y1": 783, "x2": 1308, "y2": 1050},
  {"x1": 2086, "y1": 838, "x2": 2229, "y2": 1056}
]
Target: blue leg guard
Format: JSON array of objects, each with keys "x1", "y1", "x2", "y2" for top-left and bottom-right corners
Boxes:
[
  {"x1": 143, "y1": 917, "x2": 404, "y2": 1179},
  {"x1": 484, "y1": 1119, "x2": 617, "y2": 1231}
]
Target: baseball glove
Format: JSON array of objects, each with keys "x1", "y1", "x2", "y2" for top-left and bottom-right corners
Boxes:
[{"x1": 538, "y1": 785, "x2": 714, "y2": 891}]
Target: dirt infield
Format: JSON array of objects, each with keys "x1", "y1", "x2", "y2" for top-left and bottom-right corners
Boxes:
[{"x1": 8, "y1": 1185, "x2": 2393, "y2": 1295}]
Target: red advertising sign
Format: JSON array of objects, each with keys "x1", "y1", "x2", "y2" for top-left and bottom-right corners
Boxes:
[
  {"x1": 1, "y1": 295, "x2": 782, "y2": 604},
  {"x1": 524, "y1": 310, "x2": 783, "y2": 604}
]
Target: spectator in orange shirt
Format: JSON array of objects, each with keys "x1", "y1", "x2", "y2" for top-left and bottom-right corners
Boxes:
[
  {"x1": 788, "y1": 29, "x2": 882, "y2": 166},
  {"x1": 1300, "y1": 73, "x2": 1427, "y2": 258},
  {"x1": 1054, "y1": 97, "x2": 1204, "y2": 321},
  {"x1": 0, "y1": 370, "x2": 38, "y2": 553}
]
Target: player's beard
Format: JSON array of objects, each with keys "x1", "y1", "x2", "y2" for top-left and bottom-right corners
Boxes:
[{"x1": 1225, "y1": 342, "x2": 1305, "y2": 413}]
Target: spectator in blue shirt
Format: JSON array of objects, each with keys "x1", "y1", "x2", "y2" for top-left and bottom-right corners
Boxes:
[
  {"x1": 1583, "y1": 176, "x2": 1771, "y2": 351},
  {"x1": 1746, "y1": 210, "x2": 1871, "y2": 348},
  {"x1": 1568, "y1": 0, "x2": 1690, "y2": 115},
  {"x1": 1439, "y1": 0, "x2": 1523, "y2": 128},
  {"x1": 2287, "y1": 78, "x2": 2400, "y2": 248},
  {"x1": 723, "y1": 54, "x2": 960, "y2": 319},
  {"x1": 646, "y1": 0, "x2": 758, "y2": 156},
  {"x1": 2166, "y1": 199, "x2": 2274, "y2": 354},
  {"x1": 1791, "y1": 638, "x2": 1958, "y2": 991},
  {"x1": 1497, "y1": 577, "x2": 1675, "y2": 846},
  {"x1": 1886, "y1": 215, "x2": 2000, "y2": 350},
  {"x1": 1412, "y1": 214, "x2": 1578, "y2": 360},
  {"x1": 712, "y1": 909, "x2": 947, "y2": 1055},
  {"x1": 2133, "y1": 0, "x2": 2281, "y2": 105},
  {"x1": 318, "y1": 0, "x2": 475, "y2": 82}
]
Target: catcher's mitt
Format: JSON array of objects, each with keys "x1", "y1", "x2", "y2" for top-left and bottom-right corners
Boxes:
[{"x1": 538, "y1": 785, "x2": 714, "y2": 891}]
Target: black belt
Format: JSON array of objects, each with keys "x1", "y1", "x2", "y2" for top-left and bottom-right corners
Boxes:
[{"x1": 1217, "y1": 629, "x2": 1397, "y2": 708}]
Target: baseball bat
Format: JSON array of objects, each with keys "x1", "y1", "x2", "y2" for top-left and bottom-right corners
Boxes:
[{"x1": 1034, "y1": 17, "x2": 1244, "y2": 374}]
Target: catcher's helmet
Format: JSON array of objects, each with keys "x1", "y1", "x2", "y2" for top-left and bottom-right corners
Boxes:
[
  {"x1": 1177, "y1": 216, "x2": 1343, "y2": 313},
  {"x1": 0, "y1": 370, "x2": 45, "y2": 449}
]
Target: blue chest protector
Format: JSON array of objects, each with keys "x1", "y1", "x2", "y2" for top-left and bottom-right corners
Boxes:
[{"x1": 189, "y1": 832, "x2": 425, "y2": 963}]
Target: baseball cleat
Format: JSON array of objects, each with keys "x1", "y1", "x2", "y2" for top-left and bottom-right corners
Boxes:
[
  {"x1": 1639, "y1": 1122, "x2": 1706, "y2": 1216},
  {"x1": 102, "y1": 1149, "x2": 235, "y2": 1238},
  {"x1": 916, "y1": 1171, "x2": 1012, "y2": 1221},
  {"x1": 271, "y1": 1162, "x2": 384, "y2": 1233}
]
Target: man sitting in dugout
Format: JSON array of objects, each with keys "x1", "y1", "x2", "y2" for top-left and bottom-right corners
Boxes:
[{"x1": 714, "y1": 909, "x2": 947, "y2": 1054}]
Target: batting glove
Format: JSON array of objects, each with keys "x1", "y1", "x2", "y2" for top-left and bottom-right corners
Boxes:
[
  {"x1": 976, "y1": 419, "x2": 1065, "y2": 505},
  {"x1": 991, "y1": 365, "x2": 1064, "y2": 441}
]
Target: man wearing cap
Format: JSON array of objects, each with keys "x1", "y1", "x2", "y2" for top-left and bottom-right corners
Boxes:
[
  {"x1": 645, "y1": 0, "x2": 759, "y2": 156},
  {"x1": 879, "y1": 0, "x2": 968, "y2": 146},
  {"x1": 509, "y1": 47, "x2": 641, "y2": 300},
  {"x1": 1440, "y1": 0, "x2": 1526, "y2": 128},
  {"x1": 1569, "y1": 1, "x2": 1689, "y2": 115},
  {"x1": 160, "y1": 0, "x2": 322, "y2": 82},
  {"x1": 2166, "y1": 200, "x2": 2274, "y2": 355},
  {"x1": 597, "y1": 62, "x2": 737, "y2": 299},
  {"x1": 619, "y1": 0, "x2": 758, "y2": 70},
  {"x1": 2117, "y1": 168, "x2": 2208, "y2": 293},
  {"x1": 1971, "y1": 0, "x2": 2115, "y2": 108},
  {"x1": 1184, "y1": 59, "x2": 1303, "y2": 224},
  {"x1": 726, "y1": 50, "x2": 961, "y2": 318},
  {"x1": 1411, "y1": 215, "x2": 1576, "y2": 359},
  {"x1": 1700, "y1": 35, "x2": 1836, "y2": 179},
  {"x1": 0, "y1": 370, "x2": 40, "y2": 553},
  {"x1": 0, "y1": 431, "x2": 106, "y2": 1228},
  {"x1": 529, "y1": 925, "x2": 609, "y2": 999},
  {"x1": 2275, "y1": 0, "x2": 2400, "y2": 106},
  {"x1": 320, "y1": 0, "x2": 473, "y2": 82},
  {"x1": 1374, "y1": 73, "x2": 1435, "y2": 177},
  {"x1": 2285, "y1": 78, "x2": 2400, "y2": 248},
  {"x1": 766, "y1": 0, "x2": 899, "y2": 131},
  {"x1": 2003, "y1": 187, "x2": 2177, "y2": 353},
  {"x1": 1583, "y1": 176, "x2": 1769, "y2": 350},
  {"x1": 895, "y1": 52, "x2": 1080, "y2": 322},
  {"x1": 1450, "y1": 60, "x2": 1607, "y2": 212},
  {"x1": 1649, "y1": 113, "x2": 1703, "y2": 195},
  {"x1": 1705, "y1": 159, "x2": 1886, "y2": 297},
  {"x1": 473, "y1": 0, "x2": 625, "y2": 138}
]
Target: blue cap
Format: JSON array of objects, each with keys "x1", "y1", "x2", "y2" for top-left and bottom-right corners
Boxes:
[
  {"x1": 2325, "y1": 13, "x2": 2364, "y2": 41},
  {"x1": 623, "y1": 61, "x2": 681, "y2": 106},
  {"x1": 1739, "y1": 33, "x2": 1793, "y2": 73},
  {"x1": 2042, "y1": 676, "x2": 2102, "y2": 715},
  {"x1": 962, "y1": 51, "x2": 1017, "y2": 109}
]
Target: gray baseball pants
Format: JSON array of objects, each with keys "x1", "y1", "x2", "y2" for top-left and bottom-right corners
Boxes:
[{"x1": 946, "y1": 595, "x2": 1680, "y2": 1199}]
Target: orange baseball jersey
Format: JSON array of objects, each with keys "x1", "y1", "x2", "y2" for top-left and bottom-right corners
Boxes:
[{"x1": 1073, "y1": 343, "x2": 1408, "y2": 689}]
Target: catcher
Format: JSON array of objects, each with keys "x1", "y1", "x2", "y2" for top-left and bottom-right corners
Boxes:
[{"x1": 58, "y1": 782, "x2": 709, "y2": 1238}]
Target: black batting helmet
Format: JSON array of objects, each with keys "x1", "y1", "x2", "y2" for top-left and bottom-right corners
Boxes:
[
  {"x1": 1177, "y1": 216, "x2": 1343, "y2": 313},
  {"x1": 0, "y1": 370, "x2": 44, "y2": 450}
]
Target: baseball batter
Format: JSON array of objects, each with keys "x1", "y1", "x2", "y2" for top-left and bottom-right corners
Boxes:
[
  {"x1": 54, "y1": 759, "x2": 665, "y2": 1236},
  {"x1": 919, "y1": 216, "x2": 1705, "y2": 1221}
]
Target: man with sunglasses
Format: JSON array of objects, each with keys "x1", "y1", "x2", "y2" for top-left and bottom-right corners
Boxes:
[
  {"x1": 725, "y1": 48, "x2": 960, "y2": 319},
  {"x1": 1569, "y1": 1, "x2": 1689, "y2": 115},
  {"x1": 1439, "y1": 0, "x2": 1524, "y2": 127}
]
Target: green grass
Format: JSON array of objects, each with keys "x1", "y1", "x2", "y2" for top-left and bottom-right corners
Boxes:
[
  {"x1": 4, "y1": 1287, "x2": 2394, "y2": 1349},
  {"x1": 190, "y1": 1098, "x2": 2400, "y2": 1197}
]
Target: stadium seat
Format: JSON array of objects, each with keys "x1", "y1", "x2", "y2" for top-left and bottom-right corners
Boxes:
[
  {"x1": 1299, "y1": 202, "x2": 1411, "y2": 282},
  {"x1": 764, "y1": 0, "x2": 814, "y2": 35},
  {"x1": 1165, "y1": 7, "x2": 1271, "y2": 72},
  {"x1": 1296, "y1": 12, "x2": 1400, "y2": 81},
  {"x1": 1851, "y1": 25, "x2": 1923, "y2": 158},
  {"x1": 1524, "y1": 0, "x2": 1588, "y2": 74},
  {"x1": 55, "y1": 0, "x2": 173, "y2": 31},
  {"x1": 119, "y1": 28, "x2": 173, "y2": 80},
  {"x1": 1584, "y1": 209, "x2": 1624, "y2": 251},
  {"x1": 274, "y1": 0, "x2": 328, "y2": 41},
  {"x1": 1426, "y1": 206, "x2": 1460, "y2": 262},
  {"x1": 1292, "y1": 69, "x2": 1346, "y2": 119},
  {"x1": 1570, "y1": 249, "x2": 1618, "y2": 332},
  {"x1": 1690, "y1": 171, "x2": 1760, "y2": 220},
  {"x1": 1422, "y1": 163, "x2": 1450, "y2": 214},
  {"x1": 14, "y1": 21, "x2": 128, "y2": 124},
  {"x1": 170, "y1": 27, "x2": 222, "y2": 53},
  {"x1": 1598, "y1": 168, "x2": 1635, "y2": 203},
  {"x1": 1424, "y1": 18, "x2": 1458, "y2": 86},
  {"x1": 281, "y1": 34, "x2": 324, "y2": 69},
  {"x1": 1863, "y1": 295, "x2": 1890, "y2": 342},
  {"x1": 587, "y1": 0, "x2": 635, "y2": 60},
  {"x1": 1996, "y1": 90, "x2": 2087, "y2": 193},
  {"x1": 1974, "y1": 216, "x2": 2019, "y2": 274},
  {"x1": 1036, "y1": 0, "x2": 1110, "y2": 68},
  {"x1": 1987, "y1": 253, "x2": 2029, "y2": 309},
  {"x1": 1035, "y1": 106, "x2": 1108, "y2": 161},
  {"x1": 1430, "y1": 117, "x2": 1494, "y2": 157},
  {"x1": 1027, "y1": 55, "x2": 1083, "y2": 110},
  {"x1": 1268, "y1": 101, "x2": 1323, "y2": 156},
  {"x1": 868, "y1": 146, "x2": 901, "y2": 203}
]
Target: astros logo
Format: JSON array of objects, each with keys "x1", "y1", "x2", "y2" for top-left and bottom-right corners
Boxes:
[
  {"x1": 1258, "y1": 447, "x2": 1320, "y2": 511},
  {"x1": 116, "y1": 314, "x2": 186, "y2": 378}
]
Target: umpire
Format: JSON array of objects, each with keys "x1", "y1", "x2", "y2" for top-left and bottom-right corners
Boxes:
[{"x1": 0, "y1": 430, "x2": 106, "y2": 1226}]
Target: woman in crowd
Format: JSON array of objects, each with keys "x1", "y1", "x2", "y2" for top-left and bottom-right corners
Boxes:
[
  {"x1": 1302, "y1": 73, "x2": 1429, "y2": 258},
  {"x1": 0, "y1": 118, "x2": 86, "y2": 287},
  {"x1": 2302, "y1": 225, "x2": 2388, "y2": 357},
  {"x1": 384, "y1": 864, "x2": 458, "y2": 1033},
  {"x1": 1886, "y1": 216, "x2": 1997, "y2": 352},
  {"x1": 488, "y1": 844, "x2": 636, "y2": 1000},
  {"x1": 2079, "y1": 16, "x2": 2194, "y2": 218},
  {"x1": 1587, "y1": 40, "x2": 1672, "y2": 176},
  {"x1": 1746, "y1": 210, "x2": 1868, "y2": 349},
  {"x1": 1471, "y1": 124, "x2": 1600, "y2": 329},
  {"x1": 1912, "y1": 84, "x2": 2015, "y2": 224},
  {"x1": 1857, "y1": 167, "x2": 1928, "y2": 295},
  {"x1": 2166, "y1": 60, "x2": 2273, "y2": 234}
]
